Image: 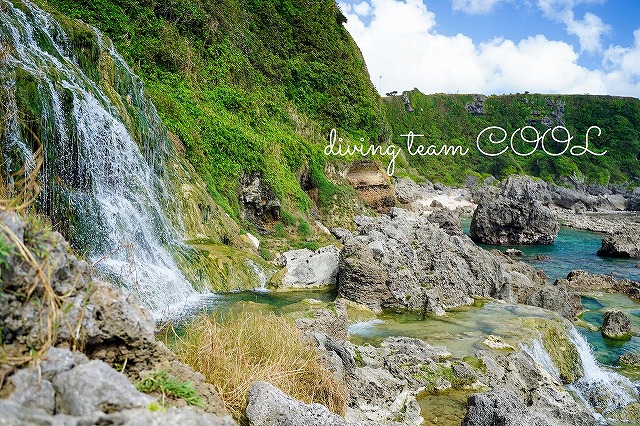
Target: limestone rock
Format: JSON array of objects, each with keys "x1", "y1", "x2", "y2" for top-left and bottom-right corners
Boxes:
[
  {"x1": 275, "y1": 246, "x2": 340, "y2": 289},
  {"x1": 426, "y1": 207, "x2": 463, "y2": 236},
  {"x1": 471, "y1": 175, "x2": 559, "y2": 245},
  {"x1": 601, "y1": 310, "x2": 633, "y2": 340},
  {"x1": 52, "y1": 360, "x2": 154, "y2": 416},
  {"x1": 465, "y1": 351, "x2": 598, "y2": 426},
  {"x1": 619, "y1": 352, "x2": 640, "y2": 367},
  {"x1": 337, "y1": 208, "x2": 575, "y2": 317},
  {"x1": 598, "y1": 226, "x2": 640, "y2": 259},
  {"x1": 331, "y1": 227, "x2": 353, "y2": 243},
  {"x1": 337, "y1": 239, "x2": 390, "y2": 313},
  {"x1": 240, "y1": 172, "x2": 280, "y2": 227},
  {"x1": 246, "y1": 381, "x2": 348, "y2": 426},
  {"x1": 345, "y1": 160, "x2": 396, "y2": 213}
]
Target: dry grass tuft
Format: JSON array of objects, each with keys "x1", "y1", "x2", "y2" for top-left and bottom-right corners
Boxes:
[{"x1": 169, "y1": 309, "x2": 346, "y2": 423}]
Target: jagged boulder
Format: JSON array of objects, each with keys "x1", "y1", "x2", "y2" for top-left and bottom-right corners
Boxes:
[
  {"x1": 601, "y1": 310, "x2": 633, "y2": 340},
  {"x1": 426, "y1": 207, "x2": 463, "y2": 236},
  {"x1": 337, "y1": 208, "x2": 578, "y2": 318},
  {"x1": 246, "y1": 381, "x2": 373, "y2": 426},
  {"x1": 345, "y1": 160, "x2": 396, "y2": 213},
  {"x1": 598, "y1": 226, "x2": 640, "y2": 259},
  {"x1": 464, "y1": 350, "x2": 598, "y2": 426},
  {"x1": 471, "y1": 175, "x2": 559, "y2": 245},
  {"x1": 0, "y1": 211, "x2": 232, "y2": 423}
]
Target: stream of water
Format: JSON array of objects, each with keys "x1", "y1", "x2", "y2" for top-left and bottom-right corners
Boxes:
[{"x1": 1, "y1": 0, "x2": 203, "y2": 317}]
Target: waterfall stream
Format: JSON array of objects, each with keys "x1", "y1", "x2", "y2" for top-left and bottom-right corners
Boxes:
[
  {"x1": 1, "y1": 0, "x2": 200, "y2": 317},
  {"x1": 526, "y1": 326, "x2": 639, "y2": 423}
]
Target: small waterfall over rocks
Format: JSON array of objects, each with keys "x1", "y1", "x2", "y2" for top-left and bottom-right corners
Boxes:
[
  {"x1": 525, "y1": 325, "x2": 639, "y2": 424},
  {"x1": 0, "y1": 0, "x2": 201, "y2": 317}
]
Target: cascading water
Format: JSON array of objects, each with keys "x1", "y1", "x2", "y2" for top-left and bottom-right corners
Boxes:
[
  {"x1": 0, "y1": 0, "x2": 200, "y2": 317},
  {"x1": 525, "y1": 326, "x2": 639, "y2": 424},
  {"x1": 567, "y1": 327, "x2": 639, "y2": 417}
]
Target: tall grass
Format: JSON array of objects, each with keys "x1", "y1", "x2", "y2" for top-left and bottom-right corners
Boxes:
[{"x1": 170, "y1": 309, "x2": 346, "y2": 423}]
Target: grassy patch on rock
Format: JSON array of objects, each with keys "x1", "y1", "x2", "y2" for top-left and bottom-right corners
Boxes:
[{"x1": 169, "y1": 308, "x2": 346, "y2": 423}]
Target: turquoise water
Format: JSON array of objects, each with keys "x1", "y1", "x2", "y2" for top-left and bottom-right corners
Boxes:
[{"x1": 460, "y1": 218, "x2": 640, "y2": 282}]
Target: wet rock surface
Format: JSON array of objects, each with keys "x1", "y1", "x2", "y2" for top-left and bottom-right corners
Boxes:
[{"x1": 601, "y1": 310, "x2": 634, "y2": 340}]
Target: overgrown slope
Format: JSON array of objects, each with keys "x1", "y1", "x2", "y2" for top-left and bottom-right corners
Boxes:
[
  {"x1": 39, "y1": 0, "x2": 386, "y2": 220},
  {"x1": 384, "y1": 90, "x2": 640, "y2": 185}
]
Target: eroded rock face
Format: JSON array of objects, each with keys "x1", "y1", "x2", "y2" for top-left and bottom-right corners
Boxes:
[
  {"x1": 602, "y1": 310, "x2": 633, "y2": 340},
  {"x1": 558, "y1": 270, "x2": 640, "y2": 299},
  {"x1": 246, "y1": 381, "x2": 372, "y2": 426},
  {"x1": 471, "y1": 175, "x2": 559, "y2": 245},
  {"x1": 345, "y1": 161, "x2": 396, "y2": 213},
  {"x1": 337, "y1": 208, "x2": 578, "y2": 317},
  {"x1": 598, "y1": 226, "x2": 640, "y2": 259},
  {"x1": 426, "y1": 207, "x2": 463, "y2": 236},
  {"x1": 240, "y1": 172, "x2": 280, "y2": 227},
  {"x1": 2, "y1": 347, "x2": 235, "y2": 425}
]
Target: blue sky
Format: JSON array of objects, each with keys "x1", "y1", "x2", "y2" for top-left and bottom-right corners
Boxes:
[{"x1": 338, "y1": 0, "x2": 640, "y2": 96}]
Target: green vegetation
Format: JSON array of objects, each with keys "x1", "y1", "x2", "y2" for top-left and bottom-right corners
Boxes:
[
  {"x1": 136, "y1": 370, "x2": 205, "y2": 408},
  {"x1": 383, "y1": 90, "x2": 640, "y2": 185},
  {"x1": 39, "y1": 0, "x2": 386, "y2": 222},
  {"x1": 170, "y1": 308, "x2": 346, "y2": 423}
]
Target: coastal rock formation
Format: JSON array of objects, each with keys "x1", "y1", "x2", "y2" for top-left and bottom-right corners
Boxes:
[
  {"x1": 598, "y1": 226, "x2": 640, "y2": 258},
  {"x1": 246, "y1": 381, "x2": 358, "y2": 426},
  {"x1": 602, "y1": 310, "x2": 633, "y2": 339},
  {"x1": 241, "y1": 172, "x2": 281, "y2": 227},
  {"x1": 272, "y1": 246, "x2": 340, "y2": 289},
  {"x1": 345, "y1": 160, "x2": 396, "y2": 213},
  {"x1": 337, "y1": 207, "x2": 579, "y2": 318},
  {"x1": 471, "y1": 175, "x2": 559, "y2": 245},
  {"x1": 426, "y1": 207, "x2": 464, "y2": 236},
  {"x1": 558, "y1": 270, "x2": 640, "y2": 299}
]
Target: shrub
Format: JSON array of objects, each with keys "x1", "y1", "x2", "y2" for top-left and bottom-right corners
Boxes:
[
  {"x1": 171, "y1": 309, "x2": 346, "y2": 422},
  {"x1": 297, "y1": 220, "x2": 311, "y2": 236}
]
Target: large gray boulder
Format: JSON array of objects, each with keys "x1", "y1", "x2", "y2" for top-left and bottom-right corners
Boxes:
[
  {"x1": 471, "y1": 175, "x2": 559, "y2": 245},
  {"x1": 598, "y1": 226, "x2": 640, "y2": 259},
  {"x1": 274, "y1": 246, "x2": 340, "y2": 289},
  {"x1": 601, "y1": 310, "x2": 633, "y2": 340},
  {"x1": 337, "y1": 208, "x2": 576, "y2": 317},
  {"x1": 246, "y1": 381, "x2": 367, "y2": 426},
  {"x1": 53, "y1": 360, "x2": 154, "y2": 416}
]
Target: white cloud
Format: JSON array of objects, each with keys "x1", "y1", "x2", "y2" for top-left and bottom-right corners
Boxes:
[
  {"x1": 451, "y1": 0, "x2": 505, "y2": 14},
  {"x1": 341, "y1": 0, "x2": 640, "y2": 97},
  {"x1": 352, "y1": 1, "x2": 373, "y2": 16},
  {"x1": 536, "y1": 0, "x2": 610, "y2": 53}
]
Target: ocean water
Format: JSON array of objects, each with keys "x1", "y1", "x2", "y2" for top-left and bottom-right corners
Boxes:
[{"x1": 460, "y1": 218, "x2": 640, "y2": 282}]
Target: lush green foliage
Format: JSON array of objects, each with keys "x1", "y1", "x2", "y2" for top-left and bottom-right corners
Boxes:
[
  {"x1": 40, "y1": 0, "x2": 385, "y2": 220},
  {"x1": 383, "y1": 90, "x2": 640, "y2": 185}
]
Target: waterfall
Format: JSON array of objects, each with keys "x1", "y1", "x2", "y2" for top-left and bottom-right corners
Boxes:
[
  {"x1": 247, "y1": 259, "x2": 269, "y2": 292},
  {"x1": 567, "y1": 327, "x2": 638, "y2": 416},
  {"x1": 525, "y1": 326, "x2": 639, "y2": 423},
  {"x1": 0, "y1": 0, "x2": 200, "y2": 318}
]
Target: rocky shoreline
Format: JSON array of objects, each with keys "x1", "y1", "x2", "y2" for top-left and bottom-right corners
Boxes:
[{"x1": 4, "y1": 173, "x2": 640, "y2": 426}]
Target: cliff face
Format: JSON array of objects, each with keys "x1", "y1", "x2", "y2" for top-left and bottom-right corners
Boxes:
[
  {"x1": 383, "y1": 90, "x2": 640, "y2": 185},
  {"x1": 36, "y1": 0, "x2": 387, "y2": 220}
]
